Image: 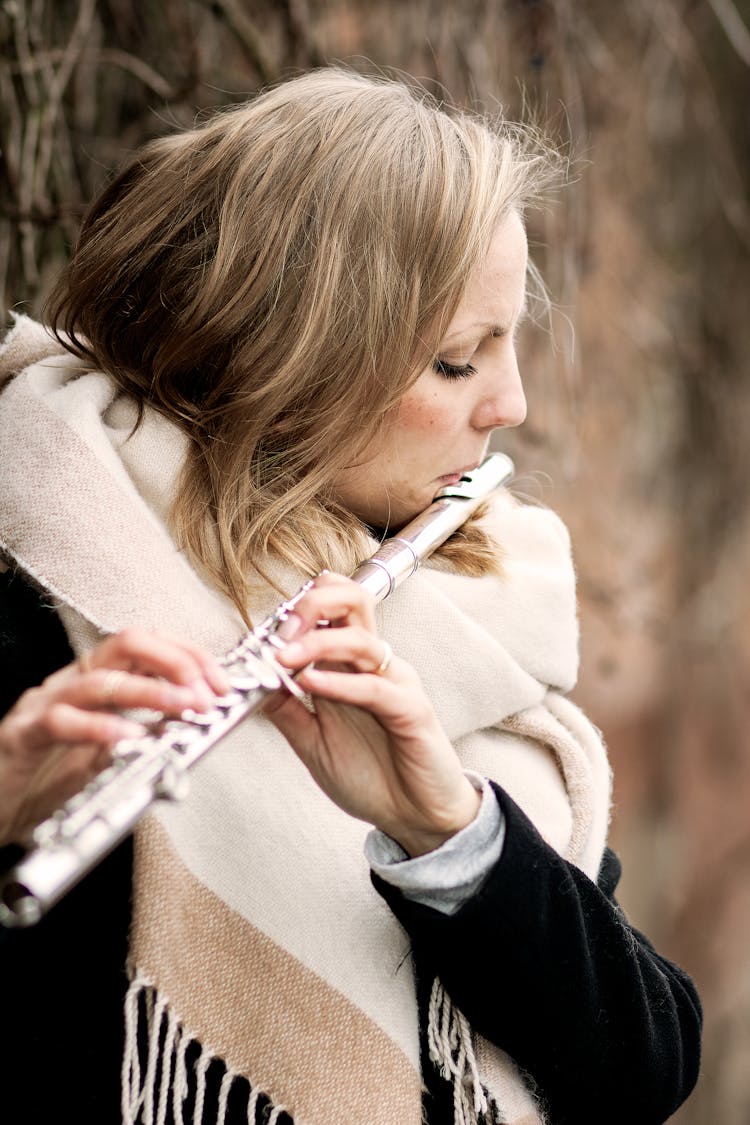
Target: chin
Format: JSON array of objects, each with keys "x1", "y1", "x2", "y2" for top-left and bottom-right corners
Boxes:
[
  {"x1": 389, "y1": 493, "x2": 434, "y2": 530},
  {"x1": 361, "y1": 501, "x2": 413, "y2": 534},
  {"x1": 359, "y1": 482, "x2": 434, "y2": 532}
]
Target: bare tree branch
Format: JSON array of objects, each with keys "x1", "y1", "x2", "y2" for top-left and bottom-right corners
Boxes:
[
  {"x1": 708, "y1": 0, "x2": 750, "y2": 67},
  {"x1": 195, "y1": 0, "x2": 275, "y2": 86},
  {"x1": 95, "y1": 48, "x2": 176, "y2": 99},
  {"x1": 33, "y1": 0, "x2": 97, "y2": 206}
]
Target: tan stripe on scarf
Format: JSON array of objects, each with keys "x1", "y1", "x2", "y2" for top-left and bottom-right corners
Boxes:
[{"x1": 131, "y1": 818, "x2": 423, "y2": 1124}]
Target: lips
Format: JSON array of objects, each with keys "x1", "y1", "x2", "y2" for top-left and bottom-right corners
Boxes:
[{"x1": 438, "y1": 463, "x2": 478, "y2": 481}]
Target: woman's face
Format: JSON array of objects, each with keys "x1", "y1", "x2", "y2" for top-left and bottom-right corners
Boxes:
[{"x1": 332, "y1": 210, "x2": 529, "y2": 529}]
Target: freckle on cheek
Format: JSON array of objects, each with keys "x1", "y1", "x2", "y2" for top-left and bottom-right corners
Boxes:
[{"x1": 398, "y1": 400, "x2": 438, "y2": 427}]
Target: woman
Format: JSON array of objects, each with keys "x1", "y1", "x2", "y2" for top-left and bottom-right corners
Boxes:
[{"x1": 0, "y1": 69, "x2": 700, "y2": 1125}]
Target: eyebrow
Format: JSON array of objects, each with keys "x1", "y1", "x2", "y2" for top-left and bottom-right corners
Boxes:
[{"x1": 441, "y1": 295, "x2": 529, "y2": 345}]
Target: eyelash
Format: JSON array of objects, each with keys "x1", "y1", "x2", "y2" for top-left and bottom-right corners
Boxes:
[{"x1": 432, "y1": 358, "x2": 478, "y2": 381}]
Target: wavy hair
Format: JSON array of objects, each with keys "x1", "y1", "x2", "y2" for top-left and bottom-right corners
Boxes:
[{"x1": 47, "y1": 68, "x2": 555, "y2": 621}]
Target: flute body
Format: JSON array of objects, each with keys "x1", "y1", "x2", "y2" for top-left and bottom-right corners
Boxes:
[{"x1": 0, "y1": 453, "x2": 513, "y2": 927}]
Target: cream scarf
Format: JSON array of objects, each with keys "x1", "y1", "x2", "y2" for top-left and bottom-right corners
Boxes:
[{"x1": 0, "y1": 315, "x2": 612, "y2": 1125}]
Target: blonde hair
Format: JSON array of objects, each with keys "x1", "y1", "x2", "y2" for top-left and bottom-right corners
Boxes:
[{"x1": 47, "y1": 68, "x2": 554, "y2": 621}]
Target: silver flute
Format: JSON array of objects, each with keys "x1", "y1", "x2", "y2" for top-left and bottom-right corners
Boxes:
[{"x1": 0, "y1": 453, "x2": 513, "y2": 928}]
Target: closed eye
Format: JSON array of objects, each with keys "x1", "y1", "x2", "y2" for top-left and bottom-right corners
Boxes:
[{"x1": 432, "y1": 358, "x2": 478, "y2": 381}]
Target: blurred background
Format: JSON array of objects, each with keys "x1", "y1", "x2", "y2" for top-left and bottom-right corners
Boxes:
[{"x1": 1, "y1": 1, "x2": 748, "y2": 1119}]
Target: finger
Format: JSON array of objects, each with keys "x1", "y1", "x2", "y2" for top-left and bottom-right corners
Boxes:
[
  {"x1": 82, "y1": 628, "x2": 207, "y2": 681},
  {"x1": 164, "y1": 640, "x2": 232, "y2": 696},
  {"x1": 54, "y1": 670, "x2": 207, "y2": 716},
  {"x1": 128, "y1": 633, "x2": 232, "y2": 696},
  {"x1": 280, "y1": 575, "x2": 377, "y2": 638},
  {"x1": 295, "y1": 665, "x2": 427, "y2": 731},
  {"x1": 78, "y1": 629, "x2": 221, "y2": 706},
  {"x1": 19, "y1": 701, "x2": 147, "y2": 752},
  {"x1": 277, "y1": 626, "x2": 393, "y2": 675}
]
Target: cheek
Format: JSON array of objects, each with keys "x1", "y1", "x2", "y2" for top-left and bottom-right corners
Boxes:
[{"x1": 395, "y1": 391, "x2": 453, "y2": 436}]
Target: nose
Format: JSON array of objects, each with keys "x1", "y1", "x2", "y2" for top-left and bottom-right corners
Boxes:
[{"x1": 472, "y1": 351, "x2": 527, "y2": 431}]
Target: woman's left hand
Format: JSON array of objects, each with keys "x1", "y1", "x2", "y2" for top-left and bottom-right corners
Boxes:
[{"x1": 264, "y1": 572, "x2": 480, "y2": 856}]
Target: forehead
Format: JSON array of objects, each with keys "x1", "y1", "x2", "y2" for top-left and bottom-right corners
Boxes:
[{"x1": 441, "y1": 211, "x2": 528, "y2": 343}]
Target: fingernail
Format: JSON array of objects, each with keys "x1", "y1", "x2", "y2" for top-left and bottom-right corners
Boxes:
[
  {"x1": 117, "y1": 721, "x2": 148, "y2": 739},
  {"x1": 164, "y1": 686, "x2": 198, "y2": 709},
  {"x1": 189, "y1": 679, "x2": 215, "y2": 709},
  {"x1": 212, "y1": 668, "x2": 232, "y2": 693},
  {"x1": 277, "y1": 613, "x2": 303, "y2": 641}
]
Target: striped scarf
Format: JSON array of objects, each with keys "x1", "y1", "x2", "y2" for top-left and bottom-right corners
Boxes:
[{"x1": 0, "y1": 315, "x2": 611, "y2": 1125}]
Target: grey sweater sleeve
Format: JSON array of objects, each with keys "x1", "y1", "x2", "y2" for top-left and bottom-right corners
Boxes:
[{"x1": 364, "y1": 771, "x2": 505, "y2": 915}]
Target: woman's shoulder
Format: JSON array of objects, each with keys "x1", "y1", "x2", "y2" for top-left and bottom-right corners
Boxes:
[
  {"x1": 0, "y1": 314, "x2": 68, "y2": 386},
  {"x1": 0, "y1": 313, "x2": 110, "y2": 416},
  {"x1": 1, "y1": 312, "x2": 60, "y2": 368}
]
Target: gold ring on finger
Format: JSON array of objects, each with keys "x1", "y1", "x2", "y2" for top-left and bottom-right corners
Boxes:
[
  {"x1": 78, "y1": 649, "x2": 95, "y2": 674},
  {"x1": 101, "y1": 670, "x2": 127, "y2": 707},
  {"x1": 373, "y1": 640, "x2": 393, "y2": 676}
]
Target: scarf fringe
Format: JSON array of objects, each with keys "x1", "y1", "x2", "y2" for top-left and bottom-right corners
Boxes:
[
  {"x1": 122, "y1": 975, "x2": 291, "y2": 1125},
  {"x1": 428, "y1": 978, "x2": 494, "y2": 1125}
]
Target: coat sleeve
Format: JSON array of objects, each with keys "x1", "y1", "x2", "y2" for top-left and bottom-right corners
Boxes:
[
  {"x1": 1, "y1": 566, "x2": 79, "y2": 946},
  {"x1": 372, "y1": 782, "x2": 702, "y2": 1125}
]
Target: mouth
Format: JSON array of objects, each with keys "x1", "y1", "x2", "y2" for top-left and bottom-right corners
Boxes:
[{"x1": 436, "y1": 464, "x2": 479, "y2": 484}]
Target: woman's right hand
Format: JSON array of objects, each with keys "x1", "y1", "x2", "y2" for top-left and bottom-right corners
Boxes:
[
  {"x1": 0, "y1": 628, "x2": 230, "y2": 846},
  {"x1": 266, "y1": 573, "x2": 481, "y2": 858}
]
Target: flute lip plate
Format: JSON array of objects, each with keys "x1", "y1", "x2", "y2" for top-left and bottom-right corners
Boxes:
[{"x1": 433, "y1": 453, "x2": 514, "y2": 500}]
